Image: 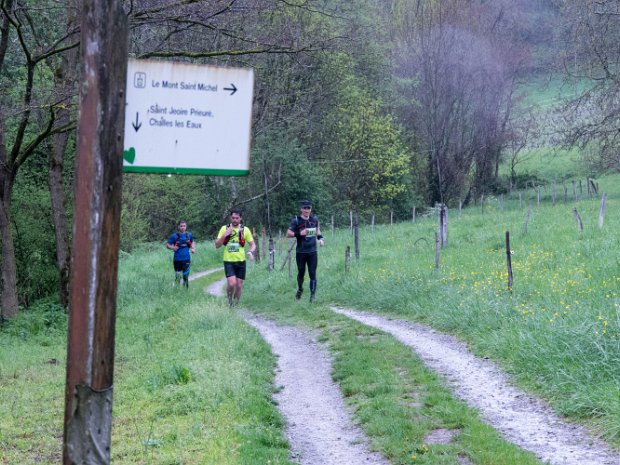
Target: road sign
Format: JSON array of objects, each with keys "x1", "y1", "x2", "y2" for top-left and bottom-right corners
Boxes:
[{"x1": 123, "y1": 59, "x2": 254, "y2": 175}]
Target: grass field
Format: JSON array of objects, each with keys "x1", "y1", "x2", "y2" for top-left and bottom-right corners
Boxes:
[{"x1": 2, "y1": 156, "x2": 619, "y2": 464}]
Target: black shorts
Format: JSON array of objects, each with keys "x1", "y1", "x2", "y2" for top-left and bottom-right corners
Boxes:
[
  {"x1": 173, "y1": 259, "x2": 191, "y2": 273},
  {"x1": 224, "y1": 261, "x2": 246, "y2": 280}
]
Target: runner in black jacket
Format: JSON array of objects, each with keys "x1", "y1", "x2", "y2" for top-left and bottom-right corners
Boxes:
[{"x1": 287, "y1": 200, "x2": 324, "y2": 303}]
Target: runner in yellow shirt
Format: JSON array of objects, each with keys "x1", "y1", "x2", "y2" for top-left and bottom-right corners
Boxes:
[{"x1": 215, "y1": 209, "x2": 256, "y2": 306}]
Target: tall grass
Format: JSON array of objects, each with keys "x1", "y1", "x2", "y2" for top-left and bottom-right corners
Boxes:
[{"x1": 0, "y1": 244, "x2": 294, "y2": 465}]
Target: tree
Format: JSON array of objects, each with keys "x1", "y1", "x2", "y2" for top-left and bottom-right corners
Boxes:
[
  {"x1": 555, "y1": 0, "x2": 620, "y2": 170},
  {"x1": 0, "y1": 0, "x2": 77, "y2": 318}
]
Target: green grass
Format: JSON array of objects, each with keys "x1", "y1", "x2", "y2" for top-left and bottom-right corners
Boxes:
[
  {"x1": 243, "y1": 173, "x2": 620, "y2": 452},
  {"x1": 0, "y1": 245, "x2": 294, "y2": 465},
  {"x1": 3, "y1": 172, "x2": 620, "y2": 464}
]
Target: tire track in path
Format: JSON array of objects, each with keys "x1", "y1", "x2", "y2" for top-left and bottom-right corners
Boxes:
[
  {"x1": 204, "y1": 277, "x2": 389, "y2": 465},
  {"x1": 331, "y1": 306, "x2": 620, "y2": 465}
]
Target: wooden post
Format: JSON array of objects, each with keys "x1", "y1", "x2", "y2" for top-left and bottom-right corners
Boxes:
[
  {"x1": 412, "y1": 206, "x2": 416, "y2": 223},
  {"x1": 345, "y1": 246, "x2": 351, "y2": 273},
  {"x1": 573, "y1": 207, "x2": 583, "y2": 232},
  {"x1": 354, "y1": 214, "x2": 360, "y2": 260},
  {"x1": 439, "y1": 204, "x2": 448, "y2": 247},
  {"x1": 434, "y1": 231, "x2": 441, "y2": 269},
  {"x1": 506, "y1": 231, "x2": 513, "y2": 290},
  {"x1": 459, "y1": 199, "x2": 462, "y2": 216},
  {"x1": 331, "y1": 214, "x2": 335, "y2": 238},
  {"x1": 390, "y1": 210, "x2": 394, "y2": 226},
  {"x1": 518, "y1": 192, "x2": 522, "y2": 209},
  {"x1": 523, "y1": 204, "x2": 532, "y2": 234},
  {"x1": 371, "y1": 213, "x2": 375, "y2": 232},
  {"x1": 598, "y1": 193, "x2": 607, "y2": 228},
  {"x1": 590, "y1": 179, "x2": 598, "y2": 195},
  {"x1": 261, "y1": 226, "x2": 266, "y2": 262},
  {"x1": 253, "y1": 227, "x2": 260, "y2": 263},
  {"x1": 349, "y1": 209, "x2": 353, "y2": 232},
  {"x1": 63, "y1": 2, "x2": 127, "y2": 464},
  {"x1": 280, "y1": 238, "x2": 296, "y2": 272},
  {"x1": 268, "y1": 238, "x2": 275, "y2": 272}
]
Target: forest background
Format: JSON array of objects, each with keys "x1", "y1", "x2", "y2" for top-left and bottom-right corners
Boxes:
[{"x1": 1, "y1": 0, "x2": 619, "y2": 318}]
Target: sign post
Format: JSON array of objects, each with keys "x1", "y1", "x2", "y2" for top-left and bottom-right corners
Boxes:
[
  {"x1": 63, "y1": 2, "x2": 127, "y2": 463},
  {"x1": 123, "y1": 59, "x2": 254, "y2": 175}
]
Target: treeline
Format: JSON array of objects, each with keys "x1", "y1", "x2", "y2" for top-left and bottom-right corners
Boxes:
[{"x1": 2, "y1": 0, "x2": 618, "y2": 317}]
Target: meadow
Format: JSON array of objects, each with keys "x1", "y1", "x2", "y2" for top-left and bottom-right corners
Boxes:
[{"x1": 2, "y1": 165, "x2": 620, "y2": 464}]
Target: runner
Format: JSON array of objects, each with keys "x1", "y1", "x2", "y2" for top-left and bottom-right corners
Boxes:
[
  {"x1": 287, "y1": 200, "x2": 324, "y2": 303},
  {"x1": 165, "y1": 220, "x2": 196, "y2": 289},
  {"x1": 215, "y1": 209, "x2": 256, "y2": 306}
]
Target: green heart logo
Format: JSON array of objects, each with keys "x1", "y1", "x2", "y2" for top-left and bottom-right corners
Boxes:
[{"x1": 123, "y1": 147, "x2": 136, "y2": 164}]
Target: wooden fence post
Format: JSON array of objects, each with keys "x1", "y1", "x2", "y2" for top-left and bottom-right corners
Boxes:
[
  {"x1": 435, "y1": 231, "x2": 441, "y2": 269},
  {"x1": 599, "y1": 193, "x2": 607, "y2": 228},
  {"x1": 354, "y1": 214, "x2": 360, "y2": 260},
  {"x1": 412, "y1": 206, "x2": 416, "y2": 222},
  {"x1": 573, "y1": 207, "x2": 583, "y2": 233},
  {"x1": 253, "y1": 228, "x2": 260, "y2": 263},
  {"x1": 439, "y1": 204, "x2": 448, "y2": 247},
  {"x1": 506, "y1": 231, "x2": 513, "y2": 291},
  {"x1": 345, "y1": 246, "x2": 351, "y2": 273},
  {"x1": 371, "y1": 213, "x2": 375, "y2": 232},
  {"x1": 268, "y1": 238, "x2": 274, "y2": 272},
  {"x1": 331, "y1": 214, "x2": 335, "y2": 238},
  {"x1": 390, "y1": 210, "x2": 394, "y2": 226},
  {"x1": 349, "y1": 209, "x2": 353, "y2": 232}
]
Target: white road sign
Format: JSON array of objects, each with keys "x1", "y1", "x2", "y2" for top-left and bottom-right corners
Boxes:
[{"x1": 123, "y1": 59, "x2": 254, "y2": 175}]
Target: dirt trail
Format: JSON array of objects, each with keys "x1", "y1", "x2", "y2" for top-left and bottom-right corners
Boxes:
[
  {"x1": 198, "y1": 270, "x2": 620, "y2": 464},
  {"x1": 203, "y1": 276, "x2": 389, "y2": 465},
  {"x1": 331, "y1": 306, "x2": 620, "y2": 465}
]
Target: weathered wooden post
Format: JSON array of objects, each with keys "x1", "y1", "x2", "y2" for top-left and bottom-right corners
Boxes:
[
  {"x1": 349, "y1": 209, "x2": 353, "y2": 232},
  {"x1": 506, "y1": 231, "x2": 513, "y2": 291},
  {"x1": 598, "y1": 193, "x2": 607, "y2": 228},
  {"x1": 331, "y1": 214, "x2": 335, "y2": 238},
  {"x1": 261, "y1": 226, "x2": 266, "y2": 262},
  {"x1": 434, "y1": 231, "x2": 441, "y2": 269},
  {"x1": 63, "y1": 2, "x2": 127, "y2": 464},
  {"x1": 439, "y1": 204, "x2": 448, "y2": 247},
  {"x1": 354, "y1": 214, "x2": 360, "y2": 260},
  {"x1": 412, "y1": 206, "x2": 416, "y2": 223},
  {"x1": 573, "y1": 207, "x2": 583, "y2": 233},
  {"x1": 371, "y1": 213, "x2": 375, "y2": 232},
  {"x1": 253, "y1": 227, "x2": 260, "y2": 263},
  {"x1": 390, "y1": 210, "x2": 394, "y2": 226},
  {"x1": 268, "y1": 238, "x2": 275, "y2": 272},
  {"x1": 345, "y1": 246, "x2": 351, "y2": 273}
]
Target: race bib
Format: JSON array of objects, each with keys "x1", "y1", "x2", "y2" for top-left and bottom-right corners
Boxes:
[
  {"x1": 305, "y1": 227, "x2": 317, "y2": 237},
  {"x1": 227, "y1": 243, "x2": 240, "y2": 253}
]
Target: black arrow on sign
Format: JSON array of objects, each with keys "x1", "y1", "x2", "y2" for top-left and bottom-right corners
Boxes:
[
  {"x1": 132, "y1": 112, "x2": 142, "y2": 132},
  {"x1": 223, "y1": 83, "x2": 237, "y2": 95}
]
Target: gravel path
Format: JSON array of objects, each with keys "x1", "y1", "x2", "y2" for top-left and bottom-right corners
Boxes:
[
  {"x1": 331, "y1": 306, "x2": 620, "y2": 465},
  {"x1": 203, "y1": 276, "x2": 389, "y2": 465},
  {"x1": 198, "y1": 270, "x2": 620, "y2": 464}
]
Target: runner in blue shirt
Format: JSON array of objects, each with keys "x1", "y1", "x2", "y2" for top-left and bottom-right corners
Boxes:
[{"x1": 166, "y1": 220, "x2": 195, "y2": 288}]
